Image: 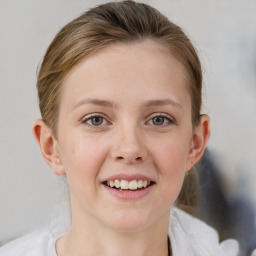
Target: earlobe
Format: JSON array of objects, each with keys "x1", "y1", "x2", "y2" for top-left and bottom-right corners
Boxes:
[
  {"x1": 187, "y1": 114, "x2": 210, "y2": 171},
  {"x1": 33, "y1": 119, "x2": 66, "y2": 176}
]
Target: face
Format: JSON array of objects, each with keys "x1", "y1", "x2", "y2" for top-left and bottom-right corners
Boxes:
[{"x1": 55, "y1": 40, "x2": 195, "y2": 232}]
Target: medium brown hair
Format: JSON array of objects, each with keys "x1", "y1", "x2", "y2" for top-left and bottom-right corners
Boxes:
[{"x1": 37, "y1": 0, "x2": 202, "y2": 135}]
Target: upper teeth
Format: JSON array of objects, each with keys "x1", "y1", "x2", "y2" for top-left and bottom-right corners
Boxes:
[{"x1": 107, "y1": 180, "x2": 150, "y2": 190}]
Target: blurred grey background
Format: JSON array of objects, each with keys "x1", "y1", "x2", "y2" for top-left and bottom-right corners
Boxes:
[{"x1": 0, "y1": 0, "x2": 256, "y2": 249}]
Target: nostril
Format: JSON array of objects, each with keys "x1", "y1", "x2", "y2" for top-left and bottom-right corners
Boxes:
[{"x1": 115, "y1": 156, "x2": 142, "y2": 161}]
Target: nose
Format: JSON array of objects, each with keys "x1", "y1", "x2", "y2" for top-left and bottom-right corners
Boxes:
[{"x1": 110, "y1": 127, "x2": 148, "y2": 164}]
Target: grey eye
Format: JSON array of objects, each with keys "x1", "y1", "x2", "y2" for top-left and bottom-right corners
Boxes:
[
  {"x1": 82, "y1": 114, "x2": 108, "y2": 127},
  {"x1": 152, "y1": 116, "x2": 165, "y2": 125},
  {"x1": 90, "y1": 116, "x2": 104, "y2": 126}
]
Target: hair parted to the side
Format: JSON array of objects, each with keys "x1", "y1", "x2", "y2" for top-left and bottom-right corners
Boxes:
[{"x1": 37, "y1": 0, "x2": 202, "y2": 136}]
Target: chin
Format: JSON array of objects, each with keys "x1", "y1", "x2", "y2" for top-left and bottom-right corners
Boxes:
[{"x1": 104, "y1": 208, "x2": 161, "y2": 233}]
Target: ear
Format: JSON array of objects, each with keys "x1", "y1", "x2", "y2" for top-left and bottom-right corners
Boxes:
[
  {"x1": 186, "y1": 114, "x2": 210, "y2": 171},
  {"x1": 33, "y1": 119, "x2": 66, "y2": 176}
]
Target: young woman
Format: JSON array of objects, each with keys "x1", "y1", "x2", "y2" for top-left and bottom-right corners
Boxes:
[{"x1": 0, "y1": 1, "x2": 242, "y2": 255}]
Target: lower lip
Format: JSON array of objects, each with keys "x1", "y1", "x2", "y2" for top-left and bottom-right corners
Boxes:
[{"x1": 103, "y1": 184, "x2": 155, "y2": 200}]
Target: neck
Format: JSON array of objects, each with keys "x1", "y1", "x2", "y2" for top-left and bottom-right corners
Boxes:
[
  {"x1": 56, "y1": 202, "x2": 171, "y2": 256},
  {"x1": 58, "y1": 229, "x2": 169, "y2": 256}
]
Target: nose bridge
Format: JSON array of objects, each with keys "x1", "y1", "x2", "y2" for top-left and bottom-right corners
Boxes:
[{"x1": 111, "y1": 120, "x2": 147, "y2": 163}]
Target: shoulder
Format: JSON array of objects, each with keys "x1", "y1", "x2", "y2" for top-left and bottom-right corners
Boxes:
[
  {"x1": 170, "y1": 207, "x2": 239, "y2": 256},
  {"x1": 0, "y1": 228, "x2": 54, "y2": 256}
]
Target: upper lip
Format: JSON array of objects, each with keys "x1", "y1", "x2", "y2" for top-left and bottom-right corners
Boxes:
[{"x1": 103, "y1": 174, "x2": 155, "y2": 182}]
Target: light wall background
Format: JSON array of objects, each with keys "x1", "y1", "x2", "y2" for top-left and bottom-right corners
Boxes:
[{"x1": 0, "y1": 0, "x2": 256, "y2": 245}]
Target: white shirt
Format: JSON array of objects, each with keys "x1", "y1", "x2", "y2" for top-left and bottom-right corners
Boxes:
[{"x1": 0, "y1": 208, "x2": 240, "y2": 256}]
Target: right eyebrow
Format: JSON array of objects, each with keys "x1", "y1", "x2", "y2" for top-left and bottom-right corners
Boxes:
[{"x1": 72, "y1": 98, "x2": 115, "y2": 110}]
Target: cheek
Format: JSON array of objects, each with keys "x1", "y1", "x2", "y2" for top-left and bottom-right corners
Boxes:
[
  {"x1": 157, "y1": 144, "x2": 187, "y2": 188},
  {"x1": 150, "y1": 136, "x2": 191, "y2": 200},
  {"x1": 152, "y1": 137, "x2": 191, "y2": 174},
  {"x1": 59, "y1": 136, "x2": 108, "y2": 191}
]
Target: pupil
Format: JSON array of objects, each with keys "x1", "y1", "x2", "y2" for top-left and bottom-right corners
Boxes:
[
  {"x1": 92, "y1": 117, "x2": 103, "y2": 125},
  {"x1": 153, "y1": 117, "x2": 164, "y2": 125}
]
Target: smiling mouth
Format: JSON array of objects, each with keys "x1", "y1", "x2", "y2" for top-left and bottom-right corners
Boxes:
[{"x1": 103, "y1": 179, "x2": 155, "y2": 191}]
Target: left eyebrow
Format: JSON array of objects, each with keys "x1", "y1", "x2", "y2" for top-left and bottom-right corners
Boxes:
[{"x1": 144, "y1": 98, "x2": 183, "y2": 109}]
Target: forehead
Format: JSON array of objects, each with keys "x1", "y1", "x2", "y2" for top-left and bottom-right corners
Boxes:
[{"x1": 60, "y1": 40, "x2": 190, "y2": 109}]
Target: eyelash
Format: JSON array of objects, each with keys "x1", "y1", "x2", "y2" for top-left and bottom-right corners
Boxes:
[
  {"x1": 81, "y1": 113, "x2": 175, "y2": 127},
  {"x1": 146, "y1": 113, "x2": 175, "y2": 126},
  {"x1": 82, "y1": 114, "x2": 109, "y2": 127}
]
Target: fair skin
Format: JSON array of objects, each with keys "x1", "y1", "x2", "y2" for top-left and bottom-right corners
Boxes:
[{"x1": 33, "y1": 40, "x2": 210, "y2": 256}]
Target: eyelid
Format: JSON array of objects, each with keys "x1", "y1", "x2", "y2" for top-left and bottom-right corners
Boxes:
[
  {"x1": 146, "y1": 113, "x2": 176, "y2": 125},
  {"x1": 80, "y1": 112, "x2": 175, "y2": 127},
  {"x1": 81, "y1": 113, "x2": 111, "y2": 126}
]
